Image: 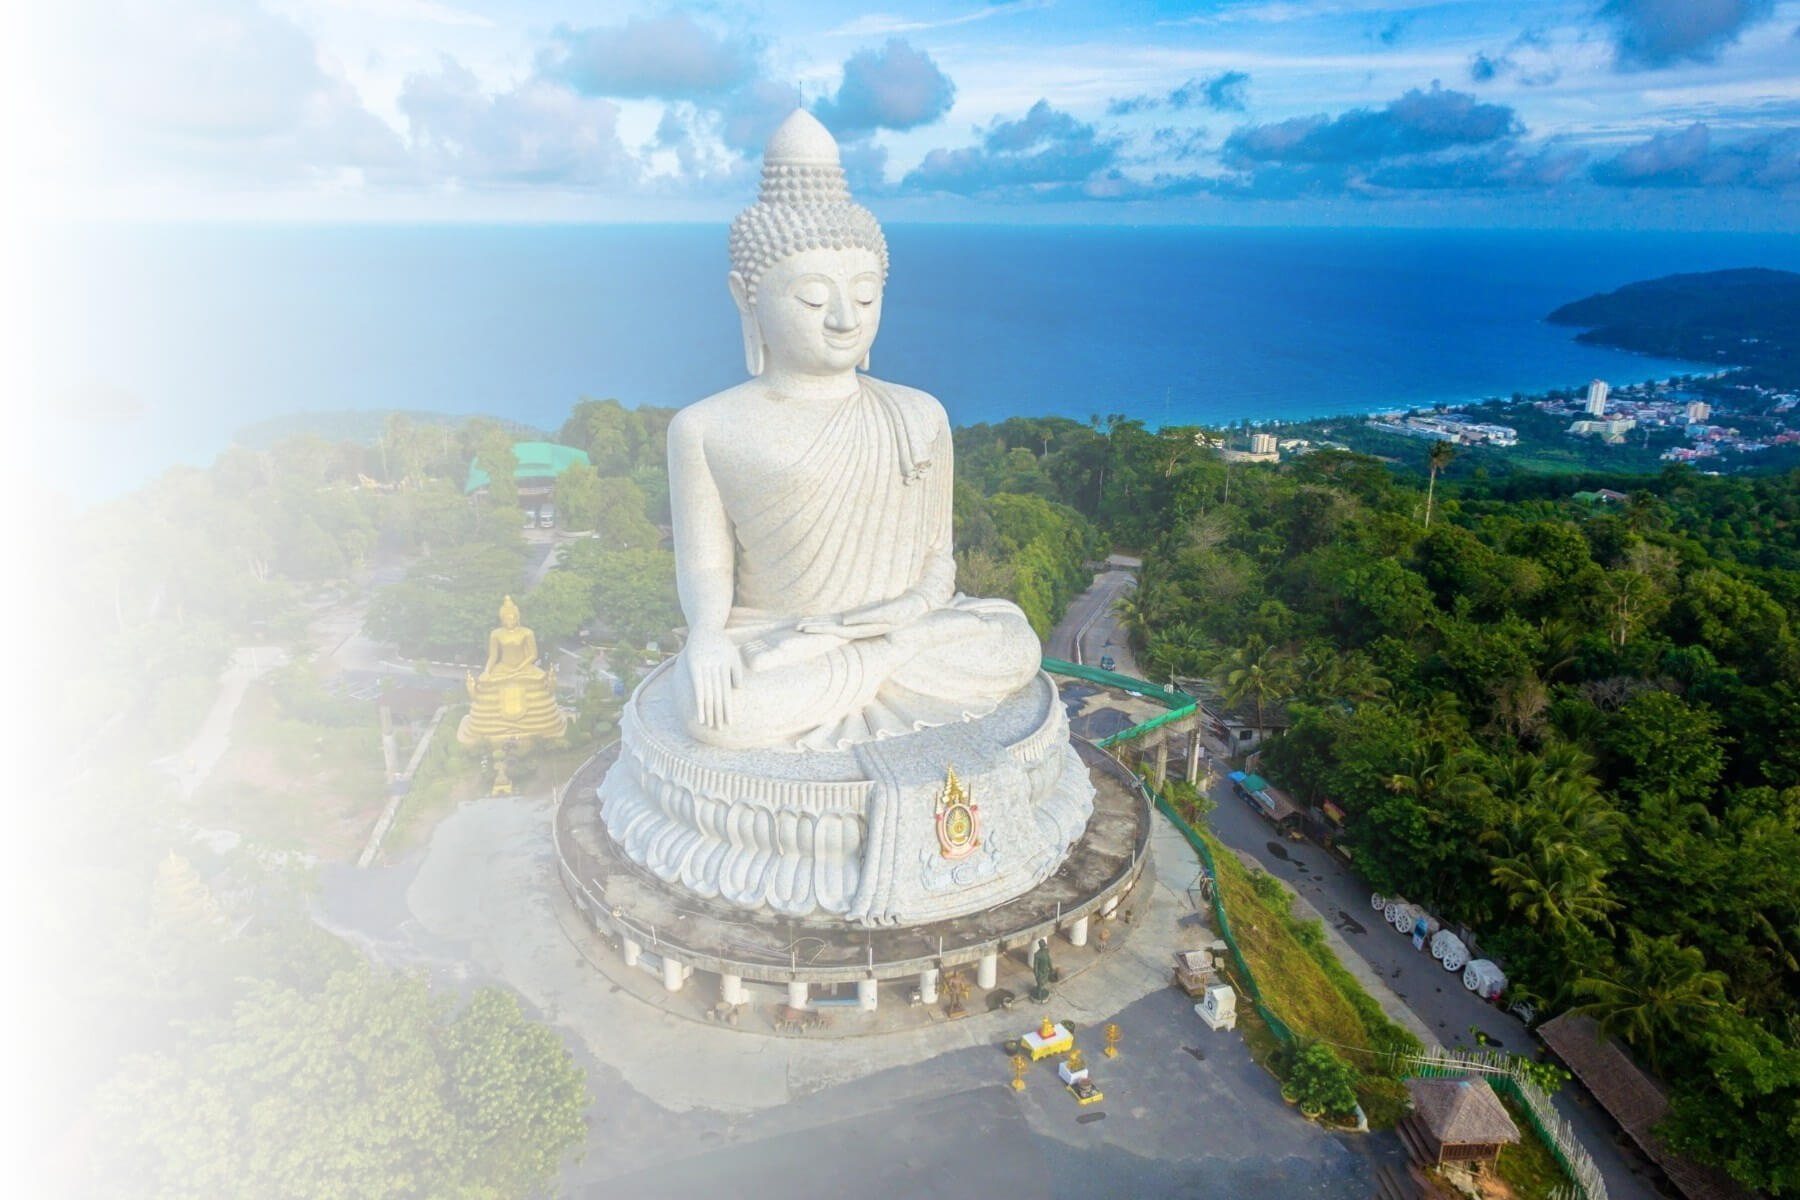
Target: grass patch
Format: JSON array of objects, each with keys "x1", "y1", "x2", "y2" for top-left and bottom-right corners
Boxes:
[
  {"x1": 1492, "y1": 1090, "x2": 1577, "y2": 1200},
  {"x1": 385, "y1": 706, "x2": 478, "y2": 855},
  {"x1": 1198, "y1": 827, "x2": 1422, "y2": 1129},
  {"x1": 192, "y1": 684, "x2": 387, "y2": 859},
  {"x1": 383, "y1": 718, "x2": 599, "y2": 856}
]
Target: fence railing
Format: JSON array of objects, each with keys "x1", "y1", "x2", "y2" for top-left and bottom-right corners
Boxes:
[
  {"x1": 1041, "y1": 658, "x2": 1200, "y2": 750},
  {"x1": 1398, "y1": 1047, "x2": 1608, "y2": 1200},
  {"x1": 1142, "y1": 777, "x2": 1298, "y2": 1047},
  {"x1": 1041, "y1": 656, "x2": 1192, "y2": 706}
]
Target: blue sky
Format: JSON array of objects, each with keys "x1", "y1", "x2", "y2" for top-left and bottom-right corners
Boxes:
[{"x1": 29, "y1": 0, "x2": 1800, "y2": 226}]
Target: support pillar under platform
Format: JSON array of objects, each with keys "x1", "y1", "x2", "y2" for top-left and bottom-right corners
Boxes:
[{"x1": 977, "y1": 952, "x2": 998, "y2": 990}]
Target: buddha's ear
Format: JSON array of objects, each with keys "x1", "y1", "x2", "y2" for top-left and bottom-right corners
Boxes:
[{"x1": 727, "y1": 271, "x2": 764, "y2": 377}]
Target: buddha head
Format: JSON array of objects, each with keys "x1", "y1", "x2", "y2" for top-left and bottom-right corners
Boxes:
[
  {"x1": 728, "y1": 110, "x2": 889, "y2": 379},
  {"x1": 498, "y1": 595, "x2": 520, "y2": 629}
]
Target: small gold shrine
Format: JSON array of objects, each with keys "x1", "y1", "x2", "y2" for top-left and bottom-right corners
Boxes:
[{"x1": 934, "y1": 766, "x2": 981, "y2": 859}]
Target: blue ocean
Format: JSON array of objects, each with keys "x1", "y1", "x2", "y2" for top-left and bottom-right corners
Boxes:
[{"x1": 30, "y1": 224, "x2": 1800, "y2": 501}]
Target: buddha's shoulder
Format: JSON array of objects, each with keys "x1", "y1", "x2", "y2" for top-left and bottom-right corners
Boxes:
[
  {"x1": 669, "y1": 383, "x2": 761, "y2": 442},
  {"x1": 863, "y1": 376, "x2": 949, "y2": 429}
]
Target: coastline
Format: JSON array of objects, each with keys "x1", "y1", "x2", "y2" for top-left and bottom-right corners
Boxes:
[{"x1": 37, "y1": 224, "x2": 1797, "y2": 505}]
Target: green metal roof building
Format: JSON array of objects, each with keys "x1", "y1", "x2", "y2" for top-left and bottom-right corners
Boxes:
[{"x1": 464, "y1": 441, "x2": 591, "y2": 495}]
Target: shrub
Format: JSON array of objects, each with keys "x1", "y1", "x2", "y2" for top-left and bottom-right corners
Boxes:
[{"x1": 1282, "y1": 1043, "x2": 1360, "y2": 1120}]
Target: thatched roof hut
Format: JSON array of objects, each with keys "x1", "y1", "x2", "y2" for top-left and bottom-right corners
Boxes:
[
  {"x1": 1537, "y1": 1012, "x2": 1755, "y2": 1200},
  {"x1": 1399, "y1": 1076, "x2": 1520, "y2": 1168}
]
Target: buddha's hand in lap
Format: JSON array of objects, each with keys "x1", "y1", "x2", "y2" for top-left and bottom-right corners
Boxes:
[
  {"x1": 796, "y1": 592, "x2": 932, "y2": 640},
  {"x1": 684, "y1": 629, "x2": 744, "y2": 729}
]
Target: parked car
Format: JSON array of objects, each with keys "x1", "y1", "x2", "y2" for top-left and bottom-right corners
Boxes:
[
  {"x1": 1099, "y1": 655, "x2": 1115, "y2": 671},
  {"x1": 538, "y1": 506, "x2": 556, "y2": 528}
]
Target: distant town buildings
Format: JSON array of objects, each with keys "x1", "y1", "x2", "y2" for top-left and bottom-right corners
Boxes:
[
  {"x1": 1211, "y1": 429, "x2": 1283, "y2": 463},
  {"x1": 1586, "y1": 379, "x2": 1610, "y2": 416},
  {"x1": 1367, "y1": 413, "x2": 1518, "y2": 447},
  {"x1": 1568, "y1": 418, "x2": 1637, "y2": 444},
  {"x1": 1362, "y1": 370, "x2": 1789, "y2": 469}
]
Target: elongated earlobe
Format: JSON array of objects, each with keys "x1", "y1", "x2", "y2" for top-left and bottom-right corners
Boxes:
[
  {"x1": 860, "y1": 351, "x2": 870, "y2": 372},
  {"x1": 727, "y1": 270, "x2": 764, "y2": 376}
]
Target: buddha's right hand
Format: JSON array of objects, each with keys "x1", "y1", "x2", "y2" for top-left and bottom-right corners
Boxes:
[{"x1": 684, "y1": 630, "x2": 744, "y2": 729}]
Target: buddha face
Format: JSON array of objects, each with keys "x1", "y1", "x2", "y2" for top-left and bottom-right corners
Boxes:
[{"x1": 743, "y1": 246, "x2": 882, "y2": 377}]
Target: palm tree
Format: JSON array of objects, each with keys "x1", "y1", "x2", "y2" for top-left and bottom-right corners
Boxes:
[
  {"x1": 1489, "y1": 832, "x2": 1620, "y2": 942},
  {"x1": 1383, "y1": 736, "x2": 1482, "y2": 812},
  {"x1": 1112, "y1": 582, "x2": 1162, "y2": 651},
  {"x1": 1216, "y1": 635, "x2": 1296, "y2": 743},
  {"x1": 1296, "y1": 644, "x2": 1389, "y2": 706},
  {"x1": 1573, "y1": 930, "x2": 1727, "y2": 1071},
  {"x1": 1536, "y1": 617, "x2": 1583, "y2": 682},
  {"x1": 1145, "y1": 623, "x2": 1208, "y2": 681},
  {"x1": 1423, "y1": 438, "x2": 1457, "y2": 529}
]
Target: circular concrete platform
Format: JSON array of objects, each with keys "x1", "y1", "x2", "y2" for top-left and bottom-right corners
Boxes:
[{"x1": 554, "y1": 739, "x2": 1151, "y2": 1031}]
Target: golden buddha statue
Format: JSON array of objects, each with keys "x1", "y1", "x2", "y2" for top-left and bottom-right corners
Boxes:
[{"x1": 457, "y1": 595, "x2": 568, "y2": 746}]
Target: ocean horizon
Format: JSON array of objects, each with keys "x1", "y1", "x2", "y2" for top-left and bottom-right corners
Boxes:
[{"x1": 30, "y1": 223, "x2": 1800, "y2": 502}]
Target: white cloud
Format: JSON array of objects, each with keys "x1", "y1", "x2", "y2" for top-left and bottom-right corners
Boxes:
[
  {"x1": 823, "y1": 1, "x2": 1049, "y2": 39},
  {"x1": 305, "y1": 0, "x2": 494, "y2": 28},
  {"x1": 47, "y1": 0, "x2": 404, "y2": 186},
  {"x1": 401, "y1": 57, "x2": 638, "y2": 186}
]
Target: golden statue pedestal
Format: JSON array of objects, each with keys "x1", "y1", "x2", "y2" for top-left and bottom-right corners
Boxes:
[{"x1": 457, "y1": 595, "x2": 568, "y2": 749}]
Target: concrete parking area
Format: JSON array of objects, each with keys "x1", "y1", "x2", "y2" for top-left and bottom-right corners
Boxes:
[{"x1": 317, "y1": 782, "x2": 1405, "y2": 1196}]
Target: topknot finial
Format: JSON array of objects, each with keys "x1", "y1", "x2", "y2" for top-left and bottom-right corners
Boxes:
[{"x1": 764, "y1": 109, "x2": 839, "y2": 167}]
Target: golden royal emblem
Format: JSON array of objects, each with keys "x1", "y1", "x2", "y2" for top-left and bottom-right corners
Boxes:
[{"x1": 935, "y1": 766, "x2": 981, "y2": 859}]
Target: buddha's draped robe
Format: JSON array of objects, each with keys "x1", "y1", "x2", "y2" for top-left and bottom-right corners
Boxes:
[{"x1": 688, "y1": 376, "x2": 1040, "y2": 750}]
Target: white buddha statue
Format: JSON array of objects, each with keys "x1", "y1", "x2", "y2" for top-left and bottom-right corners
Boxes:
[
  {"x1": 670, "y1": 109, "x2": 1040, "y2": 752},
  {"x1": 598, "y1": 111, "x2": 1093, "y2": 925}
]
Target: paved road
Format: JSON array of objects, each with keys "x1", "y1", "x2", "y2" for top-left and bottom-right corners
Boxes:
[
  {"x1": 1043, "y1": 564, "x2": 1667, "y2": 1200},
  {"x1": 1047, "y1": 566, "x2": 1139, "y2": 675},
  {"x1": 581, "y1": 991, "x2": 1404, "y2": 1200},
  {"x1": 1204, "y1": 779, "x2": 1665, "y2": 1199}
]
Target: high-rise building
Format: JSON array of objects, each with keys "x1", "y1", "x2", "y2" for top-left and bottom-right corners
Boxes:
[
  {"x1": 1684, "y1": 400, "x2": 1711, "y2": 422},
  {"x1": 1585, "y1": 379, "x2": 1609, "y2": 416},
  {"x1": 1250, "y1": 432, "x2": 1278, "y2": 456}
]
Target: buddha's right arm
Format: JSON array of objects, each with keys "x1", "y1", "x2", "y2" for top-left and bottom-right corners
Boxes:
[{"x1": 668, "y1": 412, "x2": 735, "y2": 634}]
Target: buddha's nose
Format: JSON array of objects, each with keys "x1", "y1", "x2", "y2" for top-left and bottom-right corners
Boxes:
[{"x1": 825, "y1": 292, "x2": 859, "y2": 332}]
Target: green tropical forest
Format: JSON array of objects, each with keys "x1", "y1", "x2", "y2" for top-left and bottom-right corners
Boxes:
[
  {"x1": 45, "y1": 396, "x2": 1800, "y2": 1196},
  {"x1": 954, "y1": 413, "x2": 1800, "y2": 1196}
]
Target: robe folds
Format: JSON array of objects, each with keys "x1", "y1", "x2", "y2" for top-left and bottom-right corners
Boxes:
[{"x1": 695, "y1": 376, "x2": 1040, "y2": 750}]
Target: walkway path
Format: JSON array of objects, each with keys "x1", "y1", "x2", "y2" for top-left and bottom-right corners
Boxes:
[{"x1": 154, "y1": 645, "x2": 289, "y2": 801}]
